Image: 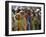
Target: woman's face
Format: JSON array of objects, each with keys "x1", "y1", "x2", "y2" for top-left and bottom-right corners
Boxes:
[
  {"x1": 20, "y1": 12, "x2": 24, "y2": 16},
  {"x1": 15, "y1": 14, "x2": 21, "y2": 20}
]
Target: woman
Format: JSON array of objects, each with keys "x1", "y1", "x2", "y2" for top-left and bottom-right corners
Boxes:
[
  {"x1": 14, "y1": 10, "x2": 27, "y2": 31},
  {"x1": 19, "y1": 10, "x2": 27, "y2": 31}
]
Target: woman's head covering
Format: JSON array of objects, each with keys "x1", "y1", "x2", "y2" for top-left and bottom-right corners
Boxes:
[{"x1": 19, "y1": 10, "x2": 25, "y2": 15}]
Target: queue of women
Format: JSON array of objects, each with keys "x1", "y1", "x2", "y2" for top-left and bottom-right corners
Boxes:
[{"x1": 12, "y1": 6, "x2": 41, "y2": 31}]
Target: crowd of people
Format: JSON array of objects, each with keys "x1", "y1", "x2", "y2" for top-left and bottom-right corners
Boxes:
[{"x1": 12, "y1": 6, "x2": 41, "y2": 31}]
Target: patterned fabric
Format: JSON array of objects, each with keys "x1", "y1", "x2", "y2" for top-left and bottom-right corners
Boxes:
[
  {"x1": 32, "y1": 16, "x2": 39, "y2": 30},
  {"x1": 14, "y1": 17, "x2": 26, "y2": 31}
]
